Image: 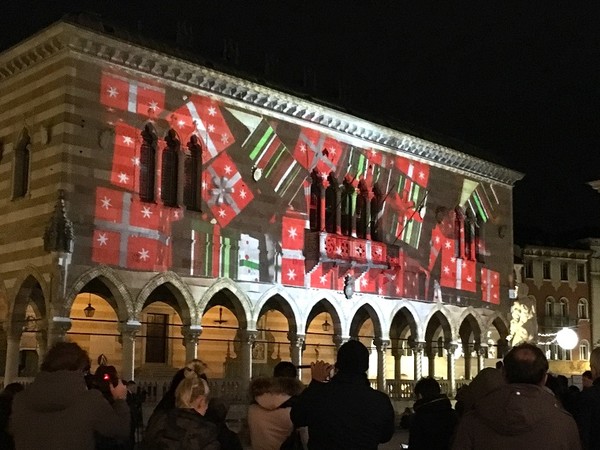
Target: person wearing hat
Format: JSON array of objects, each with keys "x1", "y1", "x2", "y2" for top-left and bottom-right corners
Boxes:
[{"x1": 290, "y1": 339, "x2": 395, "y2": 450}]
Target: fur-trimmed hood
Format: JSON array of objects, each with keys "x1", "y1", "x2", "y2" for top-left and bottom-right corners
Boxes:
[{"x1": 250, "y1": 377, "x2": 304, "y2": 411}]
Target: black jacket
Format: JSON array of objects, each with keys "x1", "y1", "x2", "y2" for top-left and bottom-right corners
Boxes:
[
  {"x1": 141, "y1": 408, "x2": 220, "y2": 450},
  {"x1": 408, "y1": 395, "x2": 457, "y2": 450},
  {"x1": 574, "y1": 379, "x2": 600, "y2": 450},
  {"x1": 290, "y1": 371, "x2": 395, "y2": 450}
]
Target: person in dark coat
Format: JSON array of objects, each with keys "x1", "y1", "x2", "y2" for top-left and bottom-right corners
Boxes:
[
  {"x1": 574, "y1": 347, "x2": 600, "y2": 449},
  {"x1": 141, "y1": 369, "x2": 219, "y2": 450},
  {"x1": 452, "y1": 342, "x2": 581, "y2": 450},
  {"x1": 0, "y1": 383, "x2": 24, "y2": 450},
  {"x1": 290, "y1": 339, "x2": 395, "y2": 450},
  {"x1": 10, "y1": 342, "x2": 130, "y2": 450},
  {"x1": 408, "y1": 377, "x2": 457, "y2": 450}
]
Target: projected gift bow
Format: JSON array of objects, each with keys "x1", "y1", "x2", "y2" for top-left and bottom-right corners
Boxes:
[{"x1": 204, "y1": 153, "x2": 254, "y2": 228}]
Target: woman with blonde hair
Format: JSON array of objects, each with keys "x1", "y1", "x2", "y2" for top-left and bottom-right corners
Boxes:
[{"x1": 142, "y1": 368, "x2": 219, "y2": 449}]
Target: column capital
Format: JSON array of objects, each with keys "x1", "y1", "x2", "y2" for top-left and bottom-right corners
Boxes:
[
  {"x1": 240, "y1": 329, "x2": 258, "y2": 345},
  {"x1": 373, "y1": 338, "x2": 391, "y2": 351},
  {"x1": 119, "y1": 320, "x2": 142, "y2": 337},
  {"x1": 476, "y1": 344, "x2": 488, "y2": 357},
  {"x1": 446, "y1": 343, "x2": 459, "y2": 356},
  {"x1": 410, "y1": 341, "x2": 425, "y2": 353},
  {"x1": 181, "y1": 324, "x2": 203, "y2": 343},
  {"x1": 287, "y1": 333, "x2": 306, "y2": 347}
]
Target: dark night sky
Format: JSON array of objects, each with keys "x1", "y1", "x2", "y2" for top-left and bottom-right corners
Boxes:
[{"x1": 3, "y1": 1, "x2": 600, "y2": 246}]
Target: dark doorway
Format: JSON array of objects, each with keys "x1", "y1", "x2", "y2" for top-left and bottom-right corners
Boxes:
[{"x1": 145, "y1": 313, "x2": 168, "y2": 363}]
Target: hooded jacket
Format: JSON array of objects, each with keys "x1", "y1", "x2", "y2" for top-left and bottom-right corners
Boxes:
[
  {"x1": 408, "y1": 394, "x2": 457, "y2": 450},
  {"x1": 10, "y1": 370, "x2": 130, "y2": 450},
  {"x1": 290, "y1": 371, "x2": 395, "y2": 450},
  {"x1": 247, "y1": 376, "x2": 304, "y2": 450},
  {"x1": 452, "y1": 383, "x2": 581, "y2": 450}
]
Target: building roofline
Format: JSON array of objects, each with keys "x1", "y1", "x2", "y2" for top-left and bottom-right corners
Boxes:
[{"x1": 0, "y1": 20, "x2": 524, "y2": 186}]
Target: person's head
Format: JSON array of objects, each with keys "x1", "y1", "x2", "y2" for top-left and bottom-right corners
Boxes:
[
  {"x1": 40, "y1": 341, "x2": 91, "y2": 373},
  {"x1": 495, "y1": 360, "x2": 504, "y2": 370},
  {"x1": 92, "y1": 365, "x2": 119, "y2": 403},
  {"x1": 582, "y1": 369, "x2": 594, "y2": 388},
  {"x1": 503, "y1": 342, "x2": 548, "y2": 385},
  {"x1": 273, "y1": 361, "x2": 297, "y2": 378},
  {"x1": 589, "y1": 347, "x2": 600, "y2": 380},
  {"x1": 185, "y1": 359, "x2": 208, "y2": 381},
  {"x1": 175, "y1": 369, "x2": 210, "y2": 414},
  {"x1": 414, "y1": 377, "x2": 441, "y2": 400},
  {"x1": 335, "y1": 340, "x2": 369, "y2": 374},
  {"x1": 126, "y1": 380, "x2": 136, "y2": 393}
]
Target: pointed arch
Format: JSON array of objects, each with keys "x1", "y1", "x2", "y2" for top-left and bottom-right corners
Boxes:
[
  {"x1": 8, "y1": 268, "x2": 49, "y2": 336},
  {"x1": 140, "y1": 122, "x2": 157, "y2": 202},
  {"x1": 254, "y1": 286, "x2": 302, "y2": 335},
  {"x1": 137, "y1": 272, "x2": 195, "y2": 324},
  {"x1": 199, "y1": 278, "x2": 252, "y2": 329},
  {"x1": 348, "y1": 302, "x2": 383, "y2": 341},
  {"x1": 306, "y1": 299, "x2": 343, "y2": 337},
  {"x1": 66, "y1": 266, "x2": 133, "y2": 321}
]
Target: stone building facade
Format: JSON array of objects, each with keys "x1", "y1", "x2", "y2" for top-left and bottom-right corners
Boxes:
[
  {"x1": 517, "y1": 245, "x2": 592, "y2": 375},
  {"x1": 0, "y1": 19, "x2": 523, "y2": 393}
]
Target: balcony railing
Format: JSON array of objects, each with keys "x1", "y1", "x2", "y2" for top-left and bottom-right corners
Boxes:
[{"x1": 541, "y1": 316, "x2": 577, "y2": 329}]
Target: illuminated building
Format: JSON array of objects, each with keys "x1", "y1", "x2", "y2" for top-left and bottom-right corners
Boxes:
[
  {"x1": 0, "y1": 17, "x2": 523, "y2": 395},
  {"x1": 516, "y1": 245, "x2": 592, "y2": 374}
]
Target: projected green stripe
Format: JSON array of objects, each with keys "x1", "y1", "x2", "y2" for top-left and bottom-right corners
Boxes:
[
  {"x1": 473, "y1": 193, "x2": 488, "y2": 222},
  {"x1": 239, "y1": 259, "x2": 260, "y2": 270},
  {"x1": 265, "y1": 144, "x2": 285, "y2": 178},
  {"x1": 249, "y1": 127, "x2": 274, "y2": 160}
]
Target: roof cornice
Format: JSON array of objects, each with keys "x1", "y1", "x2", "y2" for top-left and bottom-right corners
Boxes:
[
  {"x1": 523, "y1": 246, "x2": 592, "y2": 259},
  {"x1": 0, "y1": 21, "x2": 524, "y2": 186}
]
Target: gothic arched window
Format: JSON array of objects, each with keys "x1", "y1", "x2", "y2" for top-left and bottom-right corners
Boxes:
[
  {"x1": 184, "y1": 135, "x2": 202, "y2": 211},
  {"x1": 340, "y1": 177, "x2": 354, "y2": 236},
  {"x1": 309, "y1": 170, "x2": 323, "y2": 231},
  {"x1": 370, "y1": 184, "x2": 383, "y2": 241},
  {"x1": 325, "y1": 172, "x2": 338, "y2": 233},
  {"x1": 161, "y1": 129, "x2": 179, "y2": 207},
  {"x1": 140, "y1": 124, "x2": 157, "y2": 202},
  {"x1": 13, "y1": 128, "x2": 31, "y2": 198},
  {"x1": 355, "y1": 179, "x2": 369, "y2": 239}
]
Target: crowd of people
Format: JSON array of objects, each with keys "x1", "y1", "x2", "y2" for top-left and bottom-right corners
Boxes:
[
  {"x1": 1, "y1": 339, "x2": 599, "y2": 449},
  {"x1": 404, "y1": 343, "x2": 600, "y2": 450}
]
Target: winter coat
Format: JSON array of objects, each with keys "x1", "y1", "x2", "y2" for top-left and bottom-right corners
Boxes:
[
  {"x1": 247, "y1": 376, "x2": 304, "y2": 450},
  {"x1": 141, "y1": 407, "x2": 220, "y2": 450},
  {"x1": 452, "y1": 383, "x2": 581, "y2": 450},
  {"x1": 290, "y1": 371, "x2": 395, "y2": 450},
  {"x1": 408, "y1": 394, "x2": 457, "y2": 450},
  {"x1": 573, "y1": 378, "x2": 600, "y2": 450},
  {"x1": 10, "y1": 370, "x2": 130, "y2": 450}
]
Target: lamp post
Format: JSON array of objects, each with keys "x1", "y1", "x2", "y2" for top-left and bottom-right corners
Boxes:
[{"x1": 322, "y1": 313, "x2": 331, "y2": 332}]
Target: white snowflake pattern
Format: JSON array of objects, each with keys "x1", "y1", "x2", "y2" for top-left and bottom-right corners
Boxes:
[
  {"x1": 131, "y1": 156, "x2": 140, "y2": 166},
  {"x1": 419, "y1": 171, "x2": 425, "y2": 180},
  {"x1": 118, "y1": 172, "x2": 130, "y2": 184},
  {"x1": 141, "y1": 206, "x2": 153, "y2": 218},
  {"x1": 107, "y1": 86, "x2": 118, "y2": 98},
  {"x1": 299, "y1": 143, "x2": 307, "y2": 153},
  {"x1": 100, "y1": 196, "x2": 112, "y2": 209},
  {"x1": 224, "y1": 165, "x2": 232, "y2": 175},
  {"x1": 287, "y1": 269, "x2": 296, "y2": 280},
  {"x1": 319, "y1": 275, "x2": 327, "y2": 285},
  {"x1": 208, "y1": 124, "x2": 216, "y2": 133},
  {"x1": 178, "y1": 119, "x2": 186, "y2": 129},
  {"x1": 138, "y1": 248, "x2": 150, "y2": 261},
  {"x1": 361, "y1": 277, "x2": 368, "y2": 287},
  {"x1": 443, "y1": 265, "x2": 450, "y2": 274},
  {"x1": 97, "y1": 233, "x2": 108, "y2": 246},
  {"x1": 221, "y1": 133, "x2": 230, "y2": 144},
  {"x1": 444, "y1": 240, "x2": 452, "y2": 249},
  {"x1": 148, "y1": 100, "x2": 159, "y2": 112},
  {"x1": 466, "y1": 276, "x2": 473, "y2": 282},
  {"x1": 208, "y1": 106, "x2": 217, "y2": 116},
  {"x1": 335, "y1": 246, "x2": 343, "y2": 255},
  {"x1": 218, "y1": 208, "x2": 226, "y2": 218},
  {"x1": 239, "y1": 189, "x2": 247, "y2": 199},
  {"x1": 122, "y1": 135, "x2": 133, "y2": 146},
  {"x1": 288, "y1": 227, "x2": 298, "y2": 240}
]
